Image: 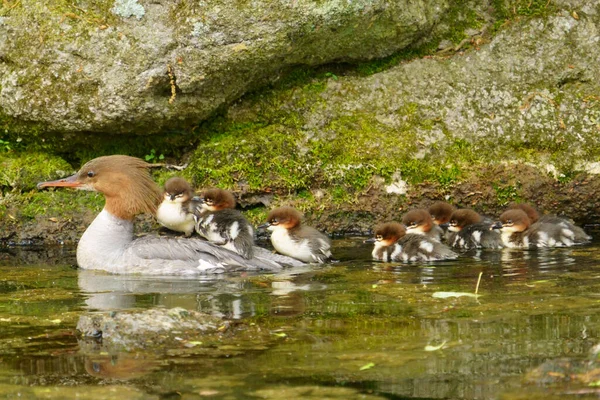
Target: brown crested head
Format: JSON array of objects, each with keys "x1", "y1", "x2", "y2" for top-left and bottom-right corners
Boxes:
[
  {"x1": 38, "y1": 155, "x2": 162, "y2": 220},
  {"x1": 402, "y1": 209, "x2": 434, "y2": 232},
  {"x1": 374, "y1": 222, "x2": 406, "y2": 246},
  {"x1": 449, "y1": 209, "x2": 481, "y2": 230},
  {"x1": 428, "y1": 201, "x2": 455, "y2": 225},
  {"x1": 498, "y1": 209, "x2": 531, "y2": 232},
  {"x1": 201, "y1": 188, "x2": 236, "y2": 211},
  {"x1": 509, "y1": 203, "x2": 539, "y2": 224},
  {"x1": 266, "y1": 206, "x2": 302, "y2": 229},
  {"x1": 163, "y1": 177, "x2": 194, "y2": 200}
]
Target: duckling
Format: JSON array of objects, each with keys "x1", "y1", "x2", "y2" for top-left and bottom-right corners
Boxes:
[
  {"x1": 259, "y1": 206, "x2": 331, "y2": 263},
  {"x1": 368, "y1": 222, "x2": 458, "y2": 262},
  {"x1": 156, "y1": 177, "x2": 200, "y2": 237},
  {"x1": 402, "y1": 208, "x2": 444, "y2": 242},
  {"x1": 492, "y1": 209, "x2": 591, "y2": 248},
  {"x1": 428, "y1": 201, "x2": 455, "y2": 226},
  {"x1": 447, "y1": 209, "x2": 503, "y2": 249},
  {"x1": 428, "y1": 201, "x2": 456, "y2": 241},
  {"x1": 194, "y1": 188, "x2": 254, "y2": 259},
  {"x1": 509, "y1": 202, "x2": 576, "y2": 225}
]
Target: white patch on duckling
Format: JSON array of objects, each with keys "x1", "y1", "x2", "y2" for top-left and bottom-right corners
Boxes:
[
  {"x1": 562, "y1": 228, "x2": 574, "y2": 239},
  {"x1": 419, "y1": 241, "x2": 434, "y2": 253},
  {"x1": 500, "y1": 231, "x2": 518, "y2": 248},
  {"x1": 270, "y1": 226, "x2": 313, "y2": 263},
  {"x1": 156, "y1": 201, "x2": 195, "y2": 236},
  {"x1": 472, "y1": 231, "x2": 482, "y2": 244},
  {"x1": 391, "y1": 244, "x2": 402, "y2": 260},
  {"x1": 229, "y1": 221, "x2": 239, "y2": 240},
  {"x1": 537, "y1": 232, "x2": 549, "y2": 246}
]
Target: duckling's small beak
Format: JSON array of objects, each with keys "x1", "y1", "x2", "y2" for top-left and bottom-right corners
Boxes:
[
  {"x1": 364, "y1": 238, "x2": 377, "y2": 243},
  {"x1": 257, "y1": 222, "x2": 271, "y2": 230},
  {"x1": 491, "y1": 221, "x2": 503, "y2": 230},
  {"x1": 439, "y1": 222, "x2": 449, "y2": 229},
  {"x1": 37, "y1": 173, "x2": 81, "y2": 189}
]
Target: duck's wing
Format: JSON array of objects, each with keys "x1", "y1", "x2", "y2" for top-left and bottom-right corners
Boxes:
[
  {"x1": 299, "y1": 226, "x2": 332, "y2": 263},
  {"x1": 126, "y1": 236, "x2": 303, "y2": 274}
]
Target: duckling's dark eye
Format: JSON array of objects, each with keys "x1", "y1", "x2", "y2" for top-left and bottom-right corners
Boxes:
[
  {"x1": 271, "y1": 218, "x2": 279, "y2": 225},
  {"x1": 450, "y1": 220, "x2": 457, "y2": 226},
  {"x1": 87, "y1": 171, "x2": 95, "y2": 178},
  {"x1": 409, "y1": 222, "x2": 417, "y2": 227},
  {"x1": 376, "y1": 235, "x2": 383, "y2": 240}
]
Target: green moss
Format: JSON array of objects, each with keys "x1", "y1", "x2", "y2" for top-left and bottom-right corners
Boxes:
[
  {"x1": 355, "y1": 3, "x2": 485, "y2": 77},
  {"x1": 243, "y1": 207, "x2": 269, "y2": 227},
  {"x1": 492, "y1": 0, "x2": 558, "y2": 31},
  {"x1": 493, "y1": 182, "x2": 522, "y2": 206},
  {"x1": 0, "y1": 152, "x2": 74, "y2": 192}
]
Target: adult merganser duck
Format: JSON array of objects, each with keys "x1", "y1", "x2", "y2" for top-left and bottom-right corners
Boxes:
[
  {"x1": 37, "y1": 155, "x2": 303, "y2": 275},
  {"x1": 447, "y1": 209, "x2": 503, "y2": 249},
  {"x1": 156, "y1": 177, "x2": 200, "y2": 237},
  {"x1": 259, "y1": 206, "x2": 331, "y2": 263},
  {"x1": 492, "y1": 209, "x2": 591, "y2": 248},
  {"x1": 368, "y1": 222, "x2": 458, "y2": 262},
  {"x1": 401, "y1": 208, "x2": 444, "y2": 242},
  {"x1": 194, "y1": 188, "x2": 255, "y2": 259}
]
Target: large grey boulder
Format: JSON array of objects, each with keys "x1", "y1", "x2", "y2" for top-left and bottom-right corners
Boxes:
[
  {"x1": 0, "y1": 0, "x2": 464, "y2": 135},
  {"x1": 212, "y1": 5, "x2": 600, "y2": 176}
]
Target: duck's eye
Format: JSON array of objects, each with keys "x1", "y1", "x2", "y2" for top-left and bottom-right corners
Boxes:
[
  {"x1": 376, "y1": 235, "x2": 383, "y2": 241},
  {"x1": 87, "y1": 171, "x2": 95, "y2": 178},
  {"x1": 205, "y1": 199, "x2": 213, "y2": 205},
  {"x1": 271, "y1": 218, "x2": 279, "y2": 225},
  {"x1": 450, "y1": 220, "x2": 457, "y2": 226},
  {"x1": 175, "y1": 193, "x2": 183, "y2": 198},
  {"x1": 505, "y1": 220, "x2": 513, "y2": 225}
]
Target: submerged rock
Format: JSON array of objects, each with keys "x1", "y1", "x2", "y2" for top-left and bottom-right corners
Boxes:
[{"x1": 77, "y1": 307, "x2": 227, "y2": 350}]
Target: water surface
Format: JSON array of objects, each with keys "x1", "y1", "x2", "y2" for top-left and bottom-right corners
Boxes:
[{"x1": 1, "y1": 236, "x2": 600, "y2": 399}]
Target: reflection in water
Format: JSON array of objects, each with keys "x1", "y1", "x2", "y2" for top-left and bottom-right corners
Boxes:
[
  {"x1": 78, "y1": 265, "x2": 326, "y2": 321},
  {"x1": 1, "y1": 236, "x2": 600, "y2": 399},
  {"x1": 84, "y1": 354, "x2": 159, "y2": 380}
]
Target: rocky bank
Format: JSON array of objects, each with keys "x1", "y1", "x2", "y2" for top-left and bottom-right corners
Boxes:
[{"x1": 1, "y1": 0, "x2": 600, "y2": 244}]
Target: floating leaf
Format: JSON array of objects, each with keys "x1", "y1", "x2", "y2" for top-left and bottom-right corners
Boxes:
[
  {"x1": 359, "y1": 362, "x2": 375, "y2": 371},
  {"x1": 50, "y1": 319, "x2": 61, "y2": 324},
  {"x1": 372, "y1": 284, "x2": 378, "y2": 289},
  {"x1": 273, "y1": 332, "x2": 287, "y2": 338},
  {"x1": 432, "y1": 292, "x2": 479, "y2": 299},
  {"x1": 425, "y1": 341, "x2": 446, "y2": 351}
]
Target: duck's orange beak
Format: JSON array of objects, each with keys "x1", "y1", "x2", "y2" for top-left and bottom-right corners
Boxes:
[{"x1": 37, "y1": 173, "x2": 81, "y2": 189}]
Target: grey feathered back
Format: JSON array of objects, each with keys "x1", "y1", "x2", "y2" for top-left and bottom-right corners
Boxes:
[
  {"x1": 450, "y1": 223, "x2": 503, "y2": 249},
  {"x1": 123, "y1": 235, "x2": 303, "y2": 274},
  {"x1": 290, "y1": 225, "x2": 332, "y2": 263},
  {"x1": 194, "y1": 208, "x2": 255, "y2": 259},
  {"x1": 377, "y1": 234, "x2": 457, "y2": 262}
]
